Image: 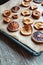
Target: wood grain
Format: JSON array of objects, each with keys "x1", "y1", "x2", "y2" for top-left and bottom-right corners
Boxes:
[{"x1": 0, "y1": 34, "x2": 43, "y2": 65}]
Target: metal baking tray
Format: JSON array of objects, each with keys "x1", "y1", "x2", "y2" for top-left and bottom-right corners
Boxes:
[
  {"x1": 0, "y1": 0, "x2": 43, "y2": 56},
  {"x1": 0, "y1": 30, "x2": 42, "y2": 56}
]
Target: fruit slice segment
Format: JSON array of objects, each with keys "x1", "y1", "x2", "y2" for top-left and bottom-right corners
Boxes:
[
  {"x1": 21, "y1": 2, "x2": 30, "y2": 7},
  {"x1": 7, "y1": 21, "x2": 19, "y2": 32},
  {"x1": 32, "y1": 10, "x2": 41, "y2": 19},
  {"x1": 3, "y1": 10, "x2": 11, "y2": 17},
  {"x1": 11, "y1": 6, "x2": 20, "y2": 13},
  {"x1": 31, "y1": 31, "x2": 43, "y2": 43},
  {"x1": 21, "y1": 10, "x2": 30, "y2": 16},
  {"x1": 34, "y1": 22, "x2": 43, "y2": 30},
  {"x1": 20, "y1": 25, "x2": 32, "y2": 36},
  {"x1": 29, "y1": 5, "x2": 37, "y2": 10},
  {"x1": 23, "y1": 17, "x2": 33, "y2": 25}
]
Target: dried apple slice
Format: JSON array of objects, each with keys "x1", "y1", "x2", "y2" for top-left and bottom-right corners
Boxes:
[
  {"x1": 34, "y1": 22, "x2": 43, "y2": 30},
  {"x1": 11, "y1": 6, "x2": 20, "y2": 13},
  {"x1": 3, "y1": 10, "x2": 11, "y2": 17},
  {"x1": 20, "y1": 25, "x2": 32, "y2": 36},
  {"x1": 3, "y1": 17, "x2": 10, "y2": 23},
  {"x1": 23, "y1": 17, "x2": 33, "y2": 25},
  {"x1": 7, "y1": 21, "x2": 19, "y2": 32},
  {"x1": 32, "y1": 10, "x2": 41, "y2": 19},
  {"x1": 29, "y1": 5, "x2": 37, "y2": 10},
  {"x1": 21, "y1": 10, "x2": 30, "y2": 16},
  {"x1": 12, "y1": 14, "x2": 18, "y2": 19},
  {"x1": 21, "y1": 2, "x2": 30, "y2": 7}
]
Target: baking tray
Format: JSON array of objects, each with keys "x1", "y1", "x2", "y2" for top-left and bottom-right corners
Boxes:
[
  {"x1": 0, "y1": 30, "x2": 41, "y2": 56},
  {"x1": 0, "y1": 0, "x2": 43, "y2": 56}
]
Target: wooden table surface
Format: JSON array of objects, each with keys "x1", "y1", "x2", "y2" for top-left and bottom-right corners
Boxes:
[{"x1": 0, "y1": 33, "x2": 43, "y2": 65}]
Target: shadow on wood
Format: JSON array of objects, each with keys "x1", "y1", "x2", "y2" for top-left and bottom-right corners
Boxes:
[{"x1": 0, "y1": 32, "x2": 35, "y2": 59}]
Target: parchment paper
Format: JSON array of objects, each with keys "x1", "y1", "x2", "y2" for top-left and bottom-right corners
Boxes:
[{"x1": 0, "y1": 0, "x2": 43, "y2": 52}]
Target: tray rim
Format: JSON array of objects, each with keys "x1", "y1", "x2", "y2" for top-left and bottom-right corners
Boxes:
[{"x1": 0, "y1": 29, "x2": 42, "y2": 56}]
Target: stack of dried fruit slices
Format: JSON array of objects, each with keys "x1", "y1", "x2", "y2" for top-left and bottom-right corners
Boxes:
[{"x1": 0, "y1": 0, "x2": 43, "y2": 55}]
